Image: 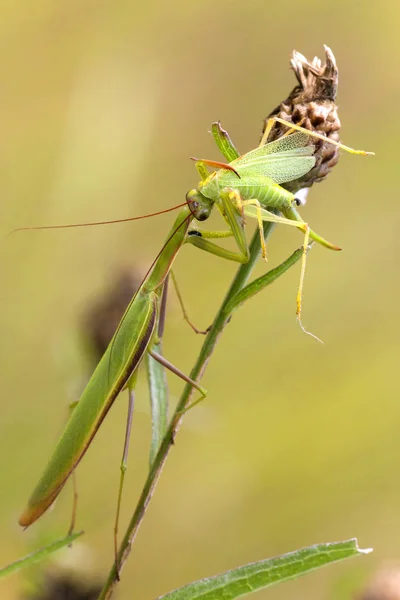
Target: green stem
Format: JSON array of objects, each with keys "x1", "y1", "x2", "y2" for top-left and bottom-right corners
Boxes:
[{"x1": 98, "y1": 224, "x2": 275, "y2": 599}]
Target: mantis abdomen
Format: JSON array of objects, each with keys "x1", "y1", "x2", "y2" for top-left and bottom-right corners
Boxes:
[{"x1": 19, "y1": 289, "x2": 158, "y2": 527}]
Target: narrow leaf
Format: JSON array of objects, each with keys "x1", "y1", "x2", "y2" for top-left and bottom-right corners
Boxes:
[
  {"x1": 156, "y1": 539, "x2": 372, "y2": 600},
  {"x1": 0, "y1": 532, "x2": 83, "y2": 579},
  {"x1": 147, "y1": 341, "x2": 169, "y2": 467},
  {"x1": 223, "y1": 246, "x2": 303, "y2": 315},
  {"x1": 147, "y1": 277, "x2": 169, "y2": 467}
]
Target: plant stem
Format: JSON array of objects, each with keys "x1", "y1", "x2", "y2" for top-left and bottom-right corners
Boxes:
[{"x1": 98, "y1": 223, "x2": 274, "y2": 599}]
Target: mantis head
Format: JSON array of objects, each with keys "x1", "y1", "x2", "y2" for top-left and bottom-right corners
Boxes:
[{"x1": 186, "y1": 189, "x2": 213, "y2": 222}]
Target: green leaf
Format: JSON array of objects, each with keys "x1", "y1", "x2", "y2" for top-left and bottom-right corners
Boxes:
[
  {"x1": 147, "y1": 340, "x2": 169, "y2": 467},
  {"x1": 0, "y1": 532, "x2": 83, "y2": 579},
  {"x1": 156, "y1": 539, "x2": 372, "y2": 600},
  {"x1": 223, "y1": 246, "x2": 303, "y2": 315}
]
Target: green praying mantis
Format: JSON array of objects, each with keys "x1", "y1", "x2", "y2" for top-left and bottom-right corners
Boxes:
[{"x1": 18, "y1": 116, "x2": 373, "y2": 538}]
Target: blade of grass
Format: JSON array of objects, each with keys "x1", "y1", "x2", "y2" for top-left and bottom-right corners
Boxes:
[{"x1": 0, "y1": 532, "x2": 83, "y2": 579}]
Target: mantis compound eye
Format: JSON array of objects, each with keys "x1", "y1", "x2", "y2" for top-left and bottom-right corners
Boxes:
[{"x1": 186, "y1": 189, "x2": 211, "y2": 222}]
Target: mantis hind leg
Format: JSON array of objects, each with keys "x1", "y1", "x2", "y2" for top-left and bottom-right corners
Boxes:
[
  {"x1": 68, "y1": 472, "x2": 79, "y2": 538},
  {"x1": 149, "y1": 350, "x2": 206, "y2": 397},
  {"x1": 65, "y1": 400, "x2": 80, "y2": 538},
  {"x1": 148, "y1": 350, "x2": 208, "y2": 427},
  {"x1": 114, "y1": 375, "x2": 137, "y2": 578}
]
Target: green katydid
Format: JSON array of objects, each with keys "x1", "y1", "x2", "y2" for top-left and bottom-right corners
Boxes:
[
  {"x1": 188, "y1": 118, "x2": 372, "y2": 339},
  {"x1": 18, "y1": 116, "x2": 372, "y2": 541}
]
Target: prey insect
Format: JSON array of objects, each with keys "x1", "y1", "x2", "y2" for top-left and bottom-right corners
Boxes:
[
  {"x1": 189, "y1": 117, "x2": 372, "y2": 339},
  {"x1": 18, "y1": 116, "x2": 372, "y2": 556}
]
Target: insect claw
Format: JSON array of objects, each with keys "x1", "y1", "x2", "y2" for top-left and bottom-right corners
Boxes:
[{"x1": 297, "y1": 316, "x2": 324, "y2": 344}]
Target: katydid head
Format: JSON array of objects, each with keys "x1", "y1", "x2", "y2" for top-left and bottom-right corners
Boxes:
[{"x1": 186, "y1": 189, "x2": 213, "y2": 222}]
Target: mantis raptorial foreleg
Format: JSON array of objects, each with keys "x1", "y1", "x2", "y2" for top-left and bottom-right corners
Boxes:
[
  {"x1": 224, "y1": 191, "x2": 269, "y2": 261},
  {"x1": 186, "y1": 232, "x2": 249, "y2": 263},
  {"x1": 186, "y1": 195, "x2": 250, "y2": 265}
]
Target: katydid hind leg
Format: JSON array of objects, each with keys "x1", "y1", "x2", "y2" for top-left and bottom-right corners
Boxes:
[
  {"x1": 239, "y1": 204, "x2": 323, "y2": 341},
  {"x1": 243, "y1": 202, "x2": 341, "y2": 252},
  {"x1": 259, "y1": 117, "x2": 275, "y2": 147},
  {"x1": 295, "y1": 226, "x2": 324, "y2": 344},
  {"x1": 263, "y1": 116, "x2": 374, "y2": 156}
]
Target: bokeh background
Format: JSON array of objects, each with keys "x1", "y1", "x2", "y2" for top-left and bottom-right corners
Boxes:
[{"x1": 1, "y1": 1, "x2": 398, "y2": 598}]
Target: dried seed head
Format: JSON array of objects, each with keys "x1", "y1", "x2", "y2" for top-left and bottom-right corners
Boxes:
[
  {"x1": 24, "y1": 572, "x2": 103, "y2": 600},
  {"x1": 355, "y1": 565, "x2": 400, "y2": 600},
  {"x1": 263, "y1": 45, "x2": 341, "y2": 193},
  {"x1": 82, "y1": 269, "x2": 142, "y2": 363}
]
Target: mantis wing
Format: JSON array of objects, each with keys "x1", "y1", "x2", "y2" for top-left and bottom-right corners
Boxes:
[{"x1": 19, "y1": 288, "x2": 157, "y2": 527}]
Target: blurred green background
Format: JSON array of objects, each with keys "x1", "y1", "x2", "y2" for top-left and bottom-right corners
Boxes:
[{"x1": 1, "y1": 1, "x2": 398, "y2": 598}]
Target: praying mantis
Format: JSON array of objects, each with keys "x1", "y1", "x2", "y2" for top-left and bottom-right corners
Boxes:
[{"x1": 18, "y1": 116, "x2": 372, "y2": 537}]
